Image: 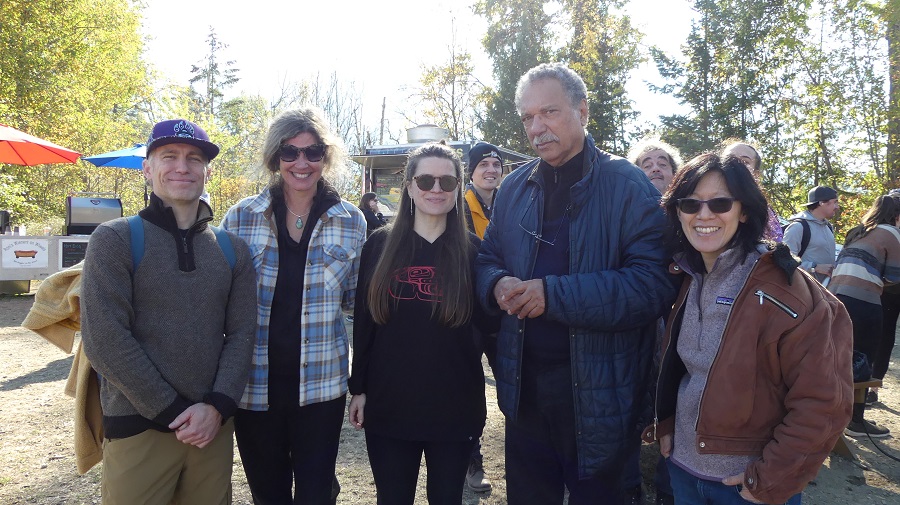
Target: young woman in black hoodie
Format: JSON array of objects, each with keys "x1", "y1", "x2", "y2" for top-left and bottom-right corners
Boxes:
[{"x1": 348, "y1": 142, "x2": 497, "y2": 505}]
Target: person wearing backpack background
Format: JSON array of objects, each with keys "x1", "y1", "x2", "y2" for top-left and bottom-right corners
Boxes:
[
  {"x1": 783, "y1": 186, "x2": 839, "y2": 283},
  {"x1": 80, "y1": 119, "x2": 258, "y2": 504}
]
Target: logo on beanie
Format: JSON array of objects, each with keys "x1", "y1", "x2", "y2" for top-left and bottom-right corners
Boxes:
[{"x1": 172, "y1": 120, "x2": 195, "y2": 139}]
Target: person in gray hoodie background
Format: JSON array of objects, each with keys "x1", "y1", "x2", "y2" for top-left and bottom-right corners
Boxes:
[{"x1": 783, "y1": 186, "x2": 839, "y2": 283}]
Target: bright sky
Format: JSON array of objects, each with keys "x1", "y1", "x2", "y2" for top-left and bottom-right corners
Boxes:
[{"x1": 142, "y1": 0, "x2": 694, "y2": 141}]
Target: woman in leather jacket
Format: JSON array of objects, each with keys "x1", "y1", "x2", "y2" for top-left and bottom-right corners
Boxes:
[{"x1": 646, "y1": 153, "x2": 852, "y2": 505}]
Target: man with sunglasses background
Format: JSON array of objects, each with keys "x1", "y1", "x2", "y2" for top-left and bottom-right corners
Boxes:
[
  {"x1": 475, "y1": 63, "x2": 676, "y2": 504},
  {"x1": 783, "y1": 186, "x2": 839, "y2": 283},
  {"x1": 80, "y1": 119, "x2": 257, "y2": 504}
]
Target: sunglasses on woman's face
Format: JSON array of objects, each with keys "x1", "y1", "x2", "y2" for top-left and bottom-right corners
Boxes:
[
  {"x1": 278, "y1": 143, "x2": 327, "y2": 163},
  {"x1": 413, "y1": 174, "x2": 459, "y2": 192},
  {"x1": 676, "y1": 197, "x2": 736, "y2": 214}
]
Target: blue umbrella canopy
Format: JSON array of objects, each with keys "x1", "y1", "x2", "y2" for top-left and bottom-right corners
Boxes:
[{"x1": 83, "y1": 144, "x2": 146, "y2": 169}]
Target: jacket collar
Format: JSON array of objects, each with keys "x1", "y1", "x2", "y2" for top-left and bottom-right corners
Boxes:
[
  {"x1": 669, "y1": 242, "x2": 800, "y2": 285},
  {"x1": 791, "y1": 209, "x2": 829, "y2": 225},
  {"x1": 465, "y1": 183, "x2": 495, "y2": 207},
  {"x1": 525, "y1": 134, "x2": 594, "y2": 185},
  {"x1": 524, "y1": 135, "x2": 601, "y2": 209},
  {"x1": 139, "y1": 193, "x2": 213, "y2": 233}
]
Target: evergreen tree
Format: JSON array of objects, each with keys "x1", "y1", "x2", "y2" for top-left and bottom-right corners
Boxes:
[
  {"x1": 474, "y1": 0, "x2": 555, "y2": 152},
  {"x1": 189, "y1": 27, "x2": 240, "y2": 122},
  {"x1": 561, "y1": 0, "x2": 642, "y2": 154}
]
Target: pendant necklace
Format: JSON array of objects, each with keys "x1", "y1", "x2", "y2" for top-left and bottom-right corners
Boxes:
[{"x1": 286, "y1": 206, "x2": 311, "y2": 229}]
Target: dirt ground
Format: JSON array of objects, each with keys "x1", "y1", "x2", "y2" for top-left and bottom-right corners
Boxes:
[{"x1": 1, "y1": 290, "x2": 899, "y2": 504}]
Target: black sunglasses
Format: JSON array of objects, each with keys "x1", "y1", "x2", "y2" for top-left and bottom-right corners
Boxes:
[
  {"x1": 677, "y1": 197, "x2": 736, "y2": 214},
  {"x1": 278, "y1": 143, "x2": 327, "y2": 163},
  {"x1": 413, "y1": 174, "x2": 459, "y2": 192}
]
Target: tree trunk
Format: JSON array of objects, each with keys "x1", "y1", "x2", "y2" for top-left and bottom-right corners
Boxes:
[{"x1": 888, "y1": 5, "x2": 900, "y2": 186}]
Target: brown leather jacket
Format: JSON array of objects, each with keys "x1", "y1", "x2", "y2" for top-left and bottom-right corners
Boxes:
[{"x1": 644, "y1": 244, "x2": 853, "y2": 504}]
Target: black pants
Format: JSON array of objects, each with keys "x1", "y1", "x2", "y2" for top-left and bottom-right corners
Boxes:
[
  {"x1": 876, "y1": 290, "x2": 900, "y2": 379},
  {"x1": 365, "y1": 430, "x2": 475, "y2": 505},
  {"x1": 837, "y1": 295, "x2": 881, "y2": 423},
  {"x1": 234, "y1": 395, "x2": 346, "y2": 505},
  {"x1": 505, "y1": 363, "x2": 623, "y2": 505}
]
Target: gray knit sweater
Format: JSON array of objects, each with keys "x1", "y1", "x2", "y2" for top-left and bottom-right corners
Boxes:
[{"x1": 81, "y1": 197, "x2": 257, "y2": 439}]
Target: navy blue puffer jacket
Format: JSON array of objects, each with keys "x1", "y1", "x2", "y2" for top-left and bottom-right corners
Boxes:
[{"x1": 475, "y1": 135, "x2": 676, "y2": 478}]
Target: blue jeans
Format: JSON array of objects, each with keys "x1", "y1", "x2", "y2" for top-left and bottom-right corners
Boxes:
[{"x1": 667, "y1": 460, "x2": 801, "y2": 505}]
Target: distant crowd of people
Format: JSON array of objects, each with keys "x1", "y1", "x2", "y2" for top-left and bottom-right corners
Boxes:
[{"x1": 75, "y1": 61, "x2": 900, "y2": 505}]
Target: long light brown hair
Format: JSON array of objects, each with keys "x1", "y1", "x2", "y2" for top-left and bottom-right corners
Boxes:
[
  {"x1": 847, "y1": 195, "x2": 900, "y2": 244},
  {"x1": 367, "y1": 142, "x2": 472, "y2": 327}
]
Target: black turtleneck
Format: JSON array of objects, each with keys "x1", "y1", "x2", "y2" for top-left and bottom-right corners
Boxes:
[
  {"x1": 268, "y1": 180, "x2": 341, "y2": 407},
  {"x1": 539, "y1": 147, "x2": 585, "y2": 221},
  {"x1": 524, "y1": 141, "x2": 587, "y2": 365},
  {"x1": 138, "y1": 193, "x2": 214, "y2": 273}
]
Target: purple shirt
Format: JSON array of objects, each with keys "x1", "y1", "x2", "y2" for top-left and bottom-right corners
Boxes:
[{"x1": 764, "y1": 207, "x2": 783, "y2": 242}]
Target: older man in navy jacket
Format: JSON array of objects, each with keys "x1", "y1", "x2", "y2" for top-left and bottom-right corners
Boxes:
[{"x1": 475, "y1": 63, "x2": 676, "y2": 504}]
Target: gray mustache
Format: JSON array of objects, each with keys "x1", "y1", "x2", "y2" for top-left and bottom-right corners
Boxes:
[{"x1": 532, "y1": 133, "x2": 559, "y2": 146}]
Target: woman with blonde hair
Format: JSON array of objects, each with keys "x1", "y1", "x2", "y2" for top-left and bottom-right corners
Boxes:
[{"x1": 222, "y1": 107, "x2": 366, "y2": 503}]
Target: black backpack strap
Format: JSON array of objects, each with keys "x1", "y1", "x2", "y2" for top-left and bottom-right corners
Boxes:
[{"x1": 797, "y1": 219, "x2": 811, "y2": 258}]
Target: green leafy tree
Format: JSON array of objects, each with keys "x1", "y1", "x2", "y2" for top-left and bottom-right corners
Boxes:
[
  {"x1": 0, "y1": 0, "x2": 151, "y2": 229},
  {"x1": 767, "y1": 0, "x2": 889, "y2": 227},
  {"x1": 885, "y1": 0, "x2": 900, "y2": 186},
  {"x1": 650, "y1": 0, "x2": 817, "y2": 213},
  {"x1": 561, "y1": 0, "x2": 642, "y2": 154},
  {"x1": 475, "y1": 0, "x2": 556, "y2": 152}
]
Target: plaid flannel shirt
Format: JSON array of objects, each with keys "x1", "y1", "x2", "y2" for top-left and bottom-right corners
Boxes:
[{"x1": 221, "y1": 188, "x2": 366, "y2": 410}]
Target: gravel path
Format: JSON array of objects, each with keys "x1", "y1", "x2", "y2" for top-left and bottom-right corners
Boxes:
[{"x1": 1, "y1": 292, "x2": 898, "y2": 504}]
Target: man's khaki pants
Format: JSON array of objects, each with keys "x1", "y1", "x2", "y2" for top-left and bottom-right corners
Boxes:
[{"x1": 101, "y1": 420, "x2": 234, "y2": 505}]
